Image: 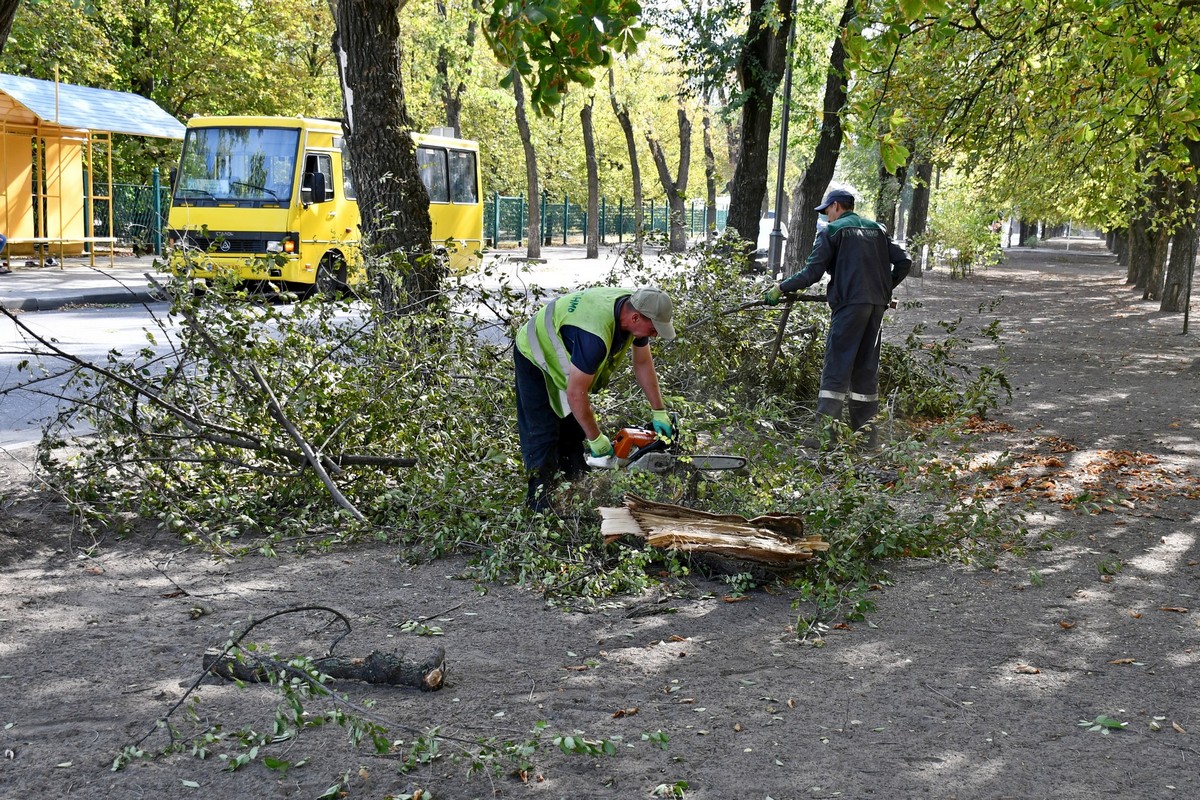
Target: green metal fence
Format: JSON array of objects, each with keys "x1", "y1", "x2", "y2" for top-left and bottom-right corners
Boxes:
[
  {"x1": 89, "y1": 169, "x2": 170, "y2": 255},
  {"x1": 112, "y1": 176, "x2": 728, "y2": 256},
  {"x1": 484, "y1": 192, "x2": 728, "y2": 247}
]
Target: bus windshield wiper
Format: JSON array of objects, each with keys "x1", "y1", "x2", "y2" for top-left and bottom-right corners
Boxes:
[
  {"x1": 176, "y1": 187, "x2": 217, "y2": 200},
  {"x1": 232, "y1": 181, "x2": 280, "y2": 199}
]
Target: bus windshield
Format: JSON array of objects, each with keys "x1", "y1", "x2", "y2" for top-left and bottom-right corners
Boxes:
[{"x1": 175, "y1": 127, "x2": 301, "y2": 203}]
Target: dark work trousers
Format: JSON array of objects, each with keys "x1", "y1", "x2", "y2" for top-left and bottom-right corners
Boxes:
[
  {"x1": 816, "y1": 303, "x2": 886, "y2": 434},
  {"x1": 514, "y1": 349, "x2": 587, "y2": 508}
]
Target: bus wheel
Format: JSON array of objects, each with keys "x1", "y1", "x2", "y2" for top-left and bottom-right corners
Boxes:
[{"x1": 313, "y1": 254, "x2": 347, "y2": 298}]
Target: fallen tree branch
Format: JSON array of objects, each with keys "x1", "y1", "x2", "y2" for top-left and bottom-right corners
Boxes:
[
  {"x1": 247, "y1": 361, "x2": 365, "y2": 521},
  {"x1": 202, "y1": 647, "x2": 447, "y2": 691},
  {"x1": 1, "y1": 303, "x2": 417, "y2": 477}
]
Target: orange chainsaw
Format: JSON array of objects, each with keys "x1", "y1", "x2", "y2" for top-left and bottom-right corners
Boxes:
[{"x1": 585, "y1": 415, "x2": 746, "y2": 473}]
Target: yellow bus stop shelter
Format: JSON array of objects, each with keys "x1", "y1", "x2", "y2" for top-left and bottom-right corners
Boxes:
[{"x1": 0, "y1": 73, "x2": 184, "y2": 267}]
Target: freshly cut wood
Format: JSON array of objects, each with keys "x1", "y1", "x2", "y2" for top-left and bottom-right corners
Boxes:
[
  {"x1": 203, "y1": 646, "x2": 446, "y2": 691},
  {"x1": 600, "y1": 494, "x2": 826, "y2": 565}
]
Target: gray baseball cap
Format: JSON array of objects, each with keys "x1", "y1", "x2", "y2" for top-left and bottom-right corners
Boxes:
[{"x1": 629, "y1": 287, "x2": 676, "y2": 341}]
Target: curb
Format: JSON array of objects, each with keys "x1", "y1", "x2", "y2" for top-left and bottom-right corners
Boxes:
[{"x1": 1, "y1": 290, "x2": 163, "y2": 312}]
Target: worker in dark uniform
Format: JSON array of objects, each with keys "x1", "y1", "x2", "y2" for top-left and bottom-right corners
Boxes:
[{"x1": 764, "y1": 189, "x2": 911, "y2": 448}]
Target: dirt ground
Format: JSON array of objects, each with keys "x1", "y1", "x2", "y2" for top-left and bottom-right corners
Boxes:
[{"x1": 2, "y1": 237, "x2": 1199, "y2": 800}]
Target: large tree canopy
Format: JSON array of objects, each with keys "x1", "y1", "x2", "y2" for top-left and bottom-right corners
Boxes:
[{"x1": 478, "y1": 0, "x2": 646, "y2": 114}]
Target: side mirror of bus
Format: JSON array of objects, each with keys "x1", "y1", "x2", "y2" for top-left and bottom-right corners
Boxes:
[
  {"x1": 301, "y1": 171, "x2": 332, "y2": 205},
  {"x1": 168, "y1": 167, "x2": 178, "y2": 192}
]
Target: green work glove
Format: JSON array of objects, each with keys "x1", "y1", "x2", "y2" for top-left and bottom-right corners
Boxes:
[
  {"x1": 764, "y1": 284, "x2": 784, "y2": 306},
  {"x1": 651, "y1": 409, "x2": 674, "y2": 440},
  {"x1": 587, "y1": 433, "x2": 614, "y2": 458}
]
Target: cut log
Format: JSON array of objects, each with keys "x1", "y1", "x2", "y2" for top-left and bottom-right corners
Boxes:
[
  {"x1": 600, "y1": 494, "x2": 826, "y2": 567},
  {"x1": 202, "y1": 647, "x2": 446, "y2": 691}
]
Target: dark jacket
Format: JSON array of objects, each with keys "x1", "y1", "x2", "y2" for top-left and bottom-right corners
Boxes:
[{"x1": 780, "y1": 212, "x2": 911, "y2": 310}]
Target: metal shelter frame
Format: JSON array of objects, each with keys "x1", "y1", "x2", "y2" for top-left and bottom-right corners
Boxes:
[{"x1": 0, "y1": 73, "x2": 183, "y2": 268}]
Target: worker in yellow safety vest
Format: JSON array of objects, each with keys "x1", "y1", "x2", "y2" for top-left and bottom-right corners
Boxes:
[{"x1": 514, "y1": 286, "x2": 676, "y2": 511}]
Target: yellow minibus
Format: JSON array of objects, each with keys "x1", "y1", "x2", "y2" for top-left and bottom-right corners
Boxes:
[{"x1": 167, "y1": 116, "x2": 483, "y2": 293}]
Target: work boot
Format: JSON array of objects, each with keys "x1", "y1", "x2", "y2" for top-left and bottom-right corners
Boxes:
[
  {"x1": 800, "y1": 413, "x2": 838, "y2": 451},
  {"x1": 848, "y1": 399, "x2": 880, "y2": 452}
]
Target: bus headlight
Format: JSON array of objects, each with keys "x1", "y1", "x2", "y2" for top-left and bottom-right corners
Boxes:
[{"x1": 266, "y1": 240, "x2": 284, "y2": 253}]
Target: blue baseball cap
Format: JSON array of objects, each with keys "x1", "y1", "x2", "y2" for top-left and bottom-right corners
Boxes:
[{"x1": 815, "y1": 189, "x2": 855, "y2": 212}]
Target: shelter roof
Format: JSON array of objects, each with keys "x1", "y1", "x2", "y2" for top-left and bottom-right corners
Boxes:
[{"x1": 0, "y1": 73, "x2": 184, "y2": 139}]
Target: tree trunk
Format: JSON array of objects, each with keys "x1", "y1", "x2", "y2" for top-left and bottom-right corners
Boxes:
[
  {"x1": 1131, "y1": 171, "x2": 1172, "y2": 293},
  {"x1": 607, "y1": 69, "x2": 644, "y2": 253},
  {"x1": 646, "y1": 105, "x2": 693, "y2": 253},
  {"x1": 0, "y1": 0, "x2": 18, "y2": 54},
  {"x1": 873, "y1": 158, "x2": 903, "y2": 235},
  {"x1": 1162, "y1": 215, "x2": 1198, "y2": 313},
  {"x1": 1112, "y1": 228, "x2": 1129, "y2": 265},
  {"x1": 435, "y1": 2, "x2": 475, "y2": 136},
  {"x1": 332, "y1": 0, "x2": 436, "y2": 312},
  {"x1": 782, "y1": 0, "x2": 854, "y2": 276},
  {"x1": 1144, "y1": 217, "x2": 1171, "y2": 302},
  {"x1": 905, "y1": 157, "x2": 932, "y2": 276},
  {"x1": 1161, "y1": 142, "x2": 1200, "y2": 312},
  {"x1": 1019, "y1": 219, "x2": 1037, "y2": 247},
  {"x1": 581, "y1": 96, "x2": 600, "y2": 259},
  {"x1": 512, "y1": 72, "x2": 541, "y2": 259},
  {"x1": 1127, "y1": 213, "x2": 1152, "y2": 288},
  {"x1": 725, "y1": 0, "x2": 794, "y2": 245},
  {"x1": 703, "y1": 110, "x2": 717, "y2": 243},
  {"x1": 719, "y1": 86, "x2": 740, "y2": 194}
]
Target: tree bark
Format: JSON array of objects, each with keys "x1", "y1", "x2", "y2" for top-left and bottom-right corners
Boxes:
[
  {"x1": 905, "y1": 157, "x2": 932, "y2": 276},
  {"x1": 646, "y1": 105, "x2": 692, "y2": 253},
  {"x1": 782, "y1": 0, "x2": 855, "y2": 276},
  {"x1": 1127, "y1": 212, "x2": 1152, "y2": 288},
  {"x1": 512, "y1": 71, "x2": 541, "y2": 259},
  {"x1": 1161, "y1": 142, "x2": 1200, "y2": 312},
  {"x1": 874, "y1": 159, "x2": 903, "y2": 235},
  {"x1": 1144, "y1": 214, "x2": 1171, "y2": 302},
  {"x1": 332, "y1": 0, "x2": 436, "y2": 312},
  {"x1": 0, "y1": 0, "x2": 18, "y2": 54},
  {"x1": 581, "y1": 96, "x2": 600, "y2": 259},
  {"x1": 608, "y1": 69, "x2": 644, "y2": 253},
  {"x1": 1130, "y1": 171, "x2": 1172, "y2": 293},
  {"x1": 725, "y1": 0, "x2": 794, "y2": 245},
  {"x1": 1112, "y1": 228, "x2": 1129, "y2": 265}
]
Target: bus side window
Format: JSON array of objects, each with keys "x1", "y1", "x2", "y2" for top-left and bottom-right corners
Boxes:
[
  {"x1": 302, "y1": 153, "x2": 334, "y2": 203},
  {"x1": 449, "y1": 150, "x2": 478, "y2": 204},
  {"x1": 418, "y1": 146, "x2": 449, "y2": 203}
]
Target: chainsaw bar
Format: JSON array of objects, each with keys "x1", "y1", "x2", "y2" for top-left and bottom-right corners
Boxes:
[{"x1": 627, "y1": 452, "x2": 746, "y2": 473}]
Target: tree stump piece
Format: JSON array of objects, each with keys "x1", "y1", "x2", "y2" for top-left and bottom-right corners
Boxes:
[{"x1": 600, "y1": 494, "x2": 826, "y2": 567}]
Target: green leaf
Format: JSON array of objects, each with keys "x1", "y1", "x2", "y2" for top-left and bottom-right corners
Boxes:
[
  {"x1": 879, "y1": 140, "x2": 911, "y2": 173},
  {"x1": 898, "y1": 0, "x2": 924, "y2": 20}
]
